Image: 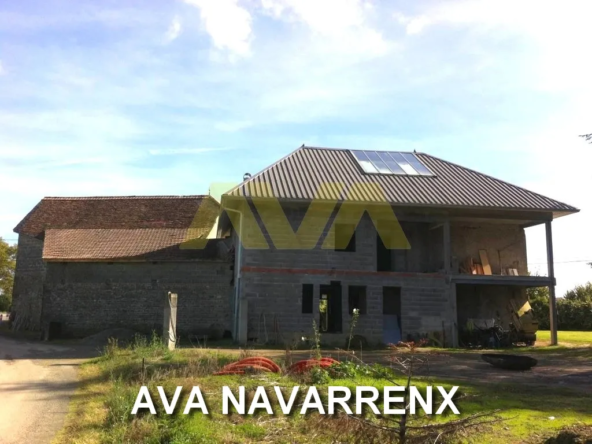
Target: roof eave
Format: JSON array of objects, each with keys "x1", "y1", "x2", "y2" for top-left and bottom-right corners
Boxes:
[{"x1": 221, "y1": 194, "x2": 579, "y2": 217}]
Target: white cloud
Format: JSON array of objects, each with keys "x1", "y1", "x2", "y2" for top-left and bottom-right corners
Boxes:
[
  {"x1": 393, "y1": 1, "x2": 592, "y2": 92},
  {"x1": 393, "y1": 13, "x2": 430, "y2": 35},
  {"x1": 184, "y1": 0, "x2": 252, "y2": 56},
  {"x1": 148, "y1": 147, "x2": 231, "y2": 155},
  {"x1": 165, "y1": 16, "x2": 182, "y2": 42},
  {"x1": 213, "y1": 120, "x2": 253, "y2": 132},
  {"x1": 0, "y1": 60, "x2": 4, "y2": 75},
  {"x1": 261, "y1": 0, "x2": 387, "y2": 55},
  {"x1": 0, "y1": 109, "x2": 141, "y2": 141},
  {"x1": 519, "y1": 118, "x2": 592, "y2": 296}
]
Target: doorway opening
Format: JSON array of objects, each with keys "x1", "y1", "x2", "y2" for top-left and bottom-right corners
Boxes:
[
  {"x1": 319, "y1": 281, "x2": 343, "y2": 333},
  {"x1": 383, "y1": 286, "x2": 402, "y2": 344}
]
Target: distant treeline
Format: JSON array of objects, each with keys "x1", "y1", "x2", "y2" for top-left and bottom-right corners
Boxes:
[{"x1": 529, "y1": 282, "x2": 592, "y2": 331}]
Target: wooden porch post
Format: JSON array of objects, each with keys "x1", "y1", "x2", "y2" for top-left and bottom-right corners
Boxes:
[
  {"x1": 545, "y1": 221, "x2": 558, "y2": 345},
  {"x1": 443, "y1": 221, "x2": 458, "y2": 346},
  {"x1": 450, "y1": 282, "x2": 458, "y2": 347}
]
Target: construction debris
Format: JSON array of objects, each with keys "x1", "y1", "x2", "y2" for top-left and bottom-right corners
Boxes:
[
  {"x1": 213, "y1": 357, "x2": 281, "y2": 375},
  {"x1": 288, "y1": 358, "x2": 339, "y2": 374}
]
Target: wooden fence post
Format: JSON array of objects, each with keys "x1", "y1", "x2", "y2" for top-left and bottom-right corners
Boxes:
[{"x1": 163, "y1": 292, "x2": 178, "y2": 350}]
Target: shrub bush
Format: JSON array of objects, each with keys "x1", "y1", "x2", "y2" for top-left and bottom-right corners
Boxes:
[{"x1": 528, "y1": 283, "x2": 592, "y2": 331}]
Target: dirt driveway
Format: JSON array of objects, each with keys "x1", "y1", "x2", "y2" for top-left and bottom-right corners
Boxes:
[
  {"x1": 253, "y1": 346, "x2": 592, "y2": 392},
  {"x1": 410, "y1": 349, "x2": 592, "y2": 392},
  {"x1": 0, "y1": 336, "x2": 96, "y2": 444}
]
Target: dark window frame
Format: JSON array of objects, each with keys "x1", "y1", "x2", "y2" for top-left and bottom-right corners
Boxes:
[
  {"x1": 383, "y1": 286, "x2": 401, "y2": 315},
  {"x1": 348, "y1": 285, "x2": 367, "y2": 315},
  {"x1": 302, "y1": 284, "x2": 314, "y2": 314}
]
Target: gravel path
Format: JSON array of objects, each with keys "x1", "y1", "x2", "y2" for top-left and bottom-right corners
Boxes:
[{"x1": 0, "y1": 336, "x2": 96, "y2": 444}]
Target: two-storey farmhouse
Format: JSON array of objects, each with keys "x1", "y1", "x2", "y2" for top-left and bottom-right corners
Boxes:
[
  {"x1": 219, "y1": 146, "x2": 578, "y2": 347},
  {"x1": 11, "y1": 146, "x2": 578, "y2": 346}
]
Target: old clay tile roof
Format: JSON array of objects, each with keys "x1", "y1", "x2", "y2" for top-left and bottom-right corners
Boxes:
[
  {"x1": 226, "y1": 146, "x2": 579, "y2": 217},
  {"x1": 14, "y1": 195, "x2": 220, "y2": 238},
  {"x1": 43, "y1": 228, "x2": 225, "y2": 261}
]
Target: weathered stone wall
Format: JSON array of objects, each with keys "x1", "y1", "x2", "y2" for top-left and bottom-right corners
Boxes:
[
  {"x1": 451, "y1": 223, "x2": 527, "y2": 275},
  {"x1": 42, "y1": 261, "x2": 233, "y2": 338},
  {"x1": 11, "y1": 234, "x2": 45, "y2": 330}
]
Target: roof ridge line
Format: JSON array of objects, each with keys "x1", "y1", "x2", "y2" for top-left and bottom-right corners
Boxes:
[
  {"x1": 43, "y1": 195, "x2": 210, "y2": 200},
  {"x1": 304, "y1": 145, "x2": 416, "y2": 154},
  {"x1": 44, "y1": 227, "x2": 196, "y2": 231},
  {"x1": 223, "y1": 145, "x2": 306, "y2": 196}
]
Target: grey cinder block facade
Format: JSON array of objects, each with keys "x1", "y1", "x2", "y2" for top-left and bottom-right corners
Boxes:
[
  {"x1": 228, "y1": 204, "x2": 533, "y2": 347},
  {"x1": 221, "y1": 146, "x2": 579, "y2": 347}
]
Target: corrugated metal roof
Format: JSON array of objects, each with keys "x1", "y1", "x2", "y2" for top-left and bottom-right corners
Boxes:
[{"x1": 227, "y1": 146, "x2": 578, "y2": 215}]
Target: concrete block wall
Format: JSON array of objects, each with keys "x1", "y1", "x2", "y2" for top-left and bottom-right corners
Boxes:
[
  {"x1": 235, "y1": 202, "x2": 468, "y2": 346},
  {"x1": 451, "y1": 223, "x2": 527, "y2": 275},
  {"x1": 242, "y1": 206, "x2": 378, "y2": 271},
  {"x1": 42, "y1": 261, "x2": 233, "y2": 338},
  {"x1": 240, "y1": 204, "x2": 448, "y2": 273},
  {"x1": 11, "y1": 234, "x2": 46, "y2": 330},
  {"x1": 456, "y1": 285, "x2": 528, "y2": 329},
  {"x1": 240, "y1": 272, "x2": 450, "y2": 347}
]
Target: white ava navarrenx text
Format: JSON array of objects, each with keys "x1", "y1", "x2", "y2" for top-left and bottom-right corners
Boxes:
[{"x1": 131, "y1": 385, "x2": 460, "y2": 416}]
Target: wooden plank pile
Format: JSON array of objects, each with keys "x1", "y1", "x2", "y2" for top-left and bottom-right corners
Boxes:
[{"x1": 459, "y1": 249, "x2": 519, "y2": 276}]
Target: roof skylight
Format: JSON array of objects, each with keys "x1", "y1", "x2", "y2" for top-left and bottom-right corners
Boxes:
[{"x1": 351, "y1": 151, "x2": 433, "y2": 176}]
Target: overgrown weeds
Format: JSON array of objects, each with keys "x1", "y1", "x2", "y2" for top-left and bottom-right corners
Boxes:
[{"x1": 58, "y1": 332, "x2": 592, "y2": 444}]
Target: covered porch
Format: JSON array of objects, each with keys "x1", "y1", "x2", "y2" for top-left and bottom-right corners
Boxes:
[{"x1": 445, "y1": 219, "x2": 559, "y2": 346}]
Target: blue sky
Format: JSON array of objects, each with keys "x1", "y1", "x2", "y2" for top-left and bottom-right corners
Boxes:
[{"x1": 1, "y1": 0, "x2": 590, "y2": 295}]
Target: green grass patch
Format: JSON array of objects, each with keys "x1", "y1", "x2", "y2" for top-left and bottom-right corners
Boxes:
[
  {"x1": 56, "y1": 339, "x2": 592, "y2": 443},
  {"x1": 537, "y1": 330, "x2": 592, "y2": 345}
]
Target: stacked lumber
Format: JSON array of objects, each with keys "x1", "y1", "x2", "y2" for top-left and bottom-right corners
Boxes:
[
  {"x1": 460, "y1": 250, "x2": 520, "y2": 277},
  {"x1": 460, "y1": 250, "x2": 492, "y2": 275}
]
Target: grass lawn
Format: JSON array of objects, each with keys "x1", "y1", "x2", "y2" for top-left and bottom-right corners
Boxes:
[
  {"x1": 536, "y1": 330, "x2": 592, "y2": 345},
  {"x1": 55, "y1": 336, "x2": 592, "y2": 444}
]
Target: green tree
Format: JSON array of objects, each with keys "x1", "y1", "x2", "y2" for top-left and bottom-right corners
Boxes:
[
  {"x1": 527, "y1": 285, "x2": 550, "y2": 330},
  {"x1": 0, "y1": 237, "x2": 17, "y2": 311},
  {"x1": 563, "y1": 282, "x2": 592, "y2": 303},
  {"x1": 529, "y1": 282, "x2": 592, "y2": 331},
  {"x1": 559, "y1": 283, "x2": 592, "y2": 330}
]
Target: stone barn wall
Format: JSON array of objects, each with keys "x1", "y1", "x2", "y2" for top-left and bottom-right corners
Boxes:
[
  {"x1": 11, "y1": 234, "x2": 46, "y2": 330},
  {"x1": 42, "y1": 261, "x2": 233, "y2": 338}
]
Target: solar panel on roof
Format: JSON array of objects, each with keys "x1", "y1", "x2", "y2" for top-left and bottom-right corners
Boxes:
[
  {"x1": 351, "y1": 150, "x2": 433, "y2": 176},
  {"x1": 352, "y1": 150, "x2": 378, "y2": 174}
]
